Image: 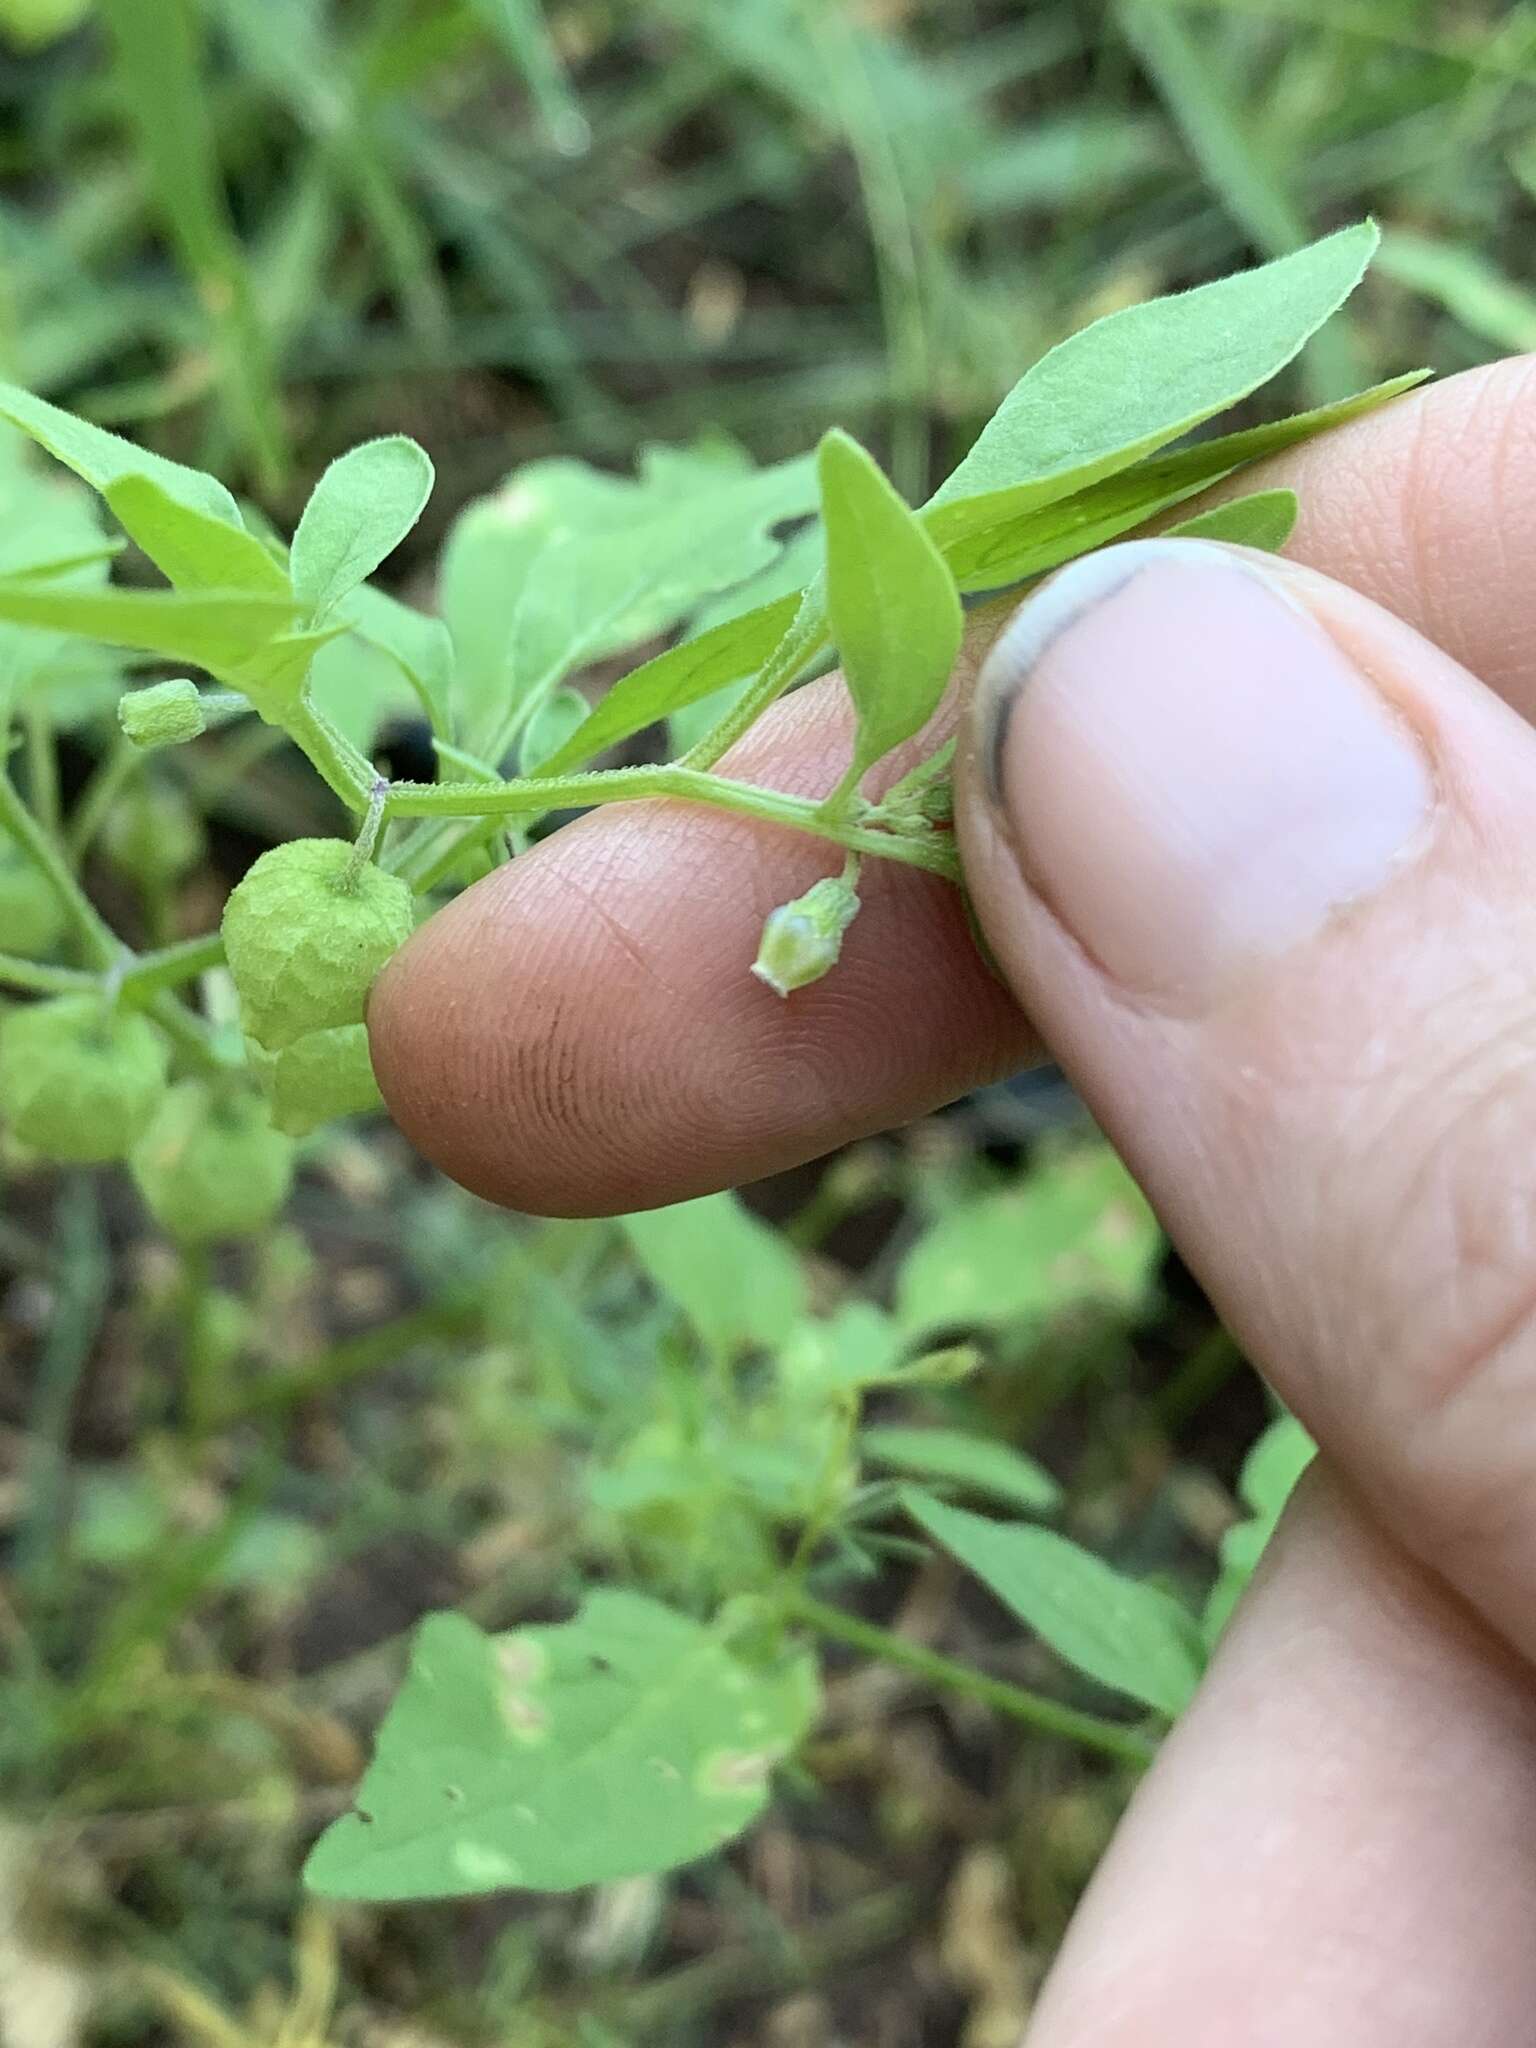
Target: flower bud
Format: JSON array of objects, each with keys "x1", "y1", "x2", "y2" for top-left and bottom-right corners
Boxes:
[
  {"x1": 751, "y1": 875, "x2": 860, "y2": 998},
  {"x1": 118, "y1": 679, "x2": 207, "y2": 751}
]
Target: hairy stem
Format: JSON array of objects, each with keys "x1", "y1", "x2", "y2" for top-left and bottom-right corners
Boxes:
[
  {"x1": 385, "y1": 763, "x2": 960, "y2": 880},
  {"x1": 0, "y1": 769, "x2": 120, "y2": 968}
]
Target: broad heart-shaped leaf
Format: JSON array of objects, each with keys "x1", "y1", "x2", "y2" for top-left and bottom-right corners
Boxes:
[
  {"x1": 861, "y1": 1425, "x2": 1061, "y2": 1514},
  {"x1": 923, "y1": 223, "x2": 1377, "y2": 551},
  {"x1": 907, "y1": 1492, "x2": 1202, "y2": 1718},
  {"x1": 291, "y1": 436, "x2": 435, "y2": 623},
  {"x1": 818, "y1": 430, "x2": 962, "y2": 785},
  {"x1": 103, "y1": 473, "x2": 291, "y2": 596},
  {"x1": 0, "y1": 380, "x2": 242, "y2": 528},
  {"x1": 0, "y1": 580, "x2": 297, "y2": 674},
  {"x1": 534, "y1": 591, "x2": 799, "y2": 777},
  {"x1": 304, "y1": 1593, "x2": 819, "y2": 1900},
  {"x1": 621, "y1": 1194, "x2": 807, "y2": 1360},
  {"x1": 1167, "y1": 487, "x2": 1298, "y2": 551},
  {"x1": 308, "y1": 582, "x2": 455, "y2": 746},
  {"x1": 897, "y1": 1140, "x2": 1162, "y2": 1339},
  {"x1": 939, "y1": 370, "x2": 1425, "y2": 593},
  {"x1": 443, "y1": 438, "x2": 818, "y2": 748}
]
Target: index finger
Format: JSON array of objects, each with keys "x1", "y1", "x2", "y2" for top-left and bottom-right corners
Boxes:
[{"x1": 370, "y1": 355, "x2": 1536, "y2": 1215}]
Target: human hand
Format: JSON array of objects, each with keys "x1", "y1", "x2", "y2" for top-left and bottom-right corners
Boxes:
[{"x1": 371, "y1": 359, "x2": 1536, "y2": 2042}]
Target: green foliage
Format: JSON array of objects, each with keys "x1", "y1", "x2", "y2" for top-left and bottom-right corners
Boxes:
[
  {"x1": 130, "y1": 1082, "x2": 295, "y2": 1245},
  {"x1": 860, "y1": 1425, "x2": 1061, "y2": 1514},
  {"x1": 897, "y1": 1141, "x2": 1162, "y2": 1338},
  {"x1": 221, "y1": 839, "x2": 415, "y2": 1052},
  {"x1": 817, "y1": 429, "x2": 963, "y2": 795},
  {"x1": 306, "y1": 1594, "x2": 819, "y2": 1900},
  {"x1": 1204, "y1": 1414, "x2": 1316, "y2": 1643},
  {"x1": 1167, "y1": 488, "x2": 1300, "y2": 550},
  {"x1": 907, "y1": 1491, "x2": 1204, "y2": 1719},
  {"x1": 0, "y1": 995, "x2": 167, "y2": 1163},
  {"x1": 291, "y1": 438, "x2": 436, "y2": 625},
  {"x1": 621, "y1": 1194, "x2": 807, "y2": 1360}
]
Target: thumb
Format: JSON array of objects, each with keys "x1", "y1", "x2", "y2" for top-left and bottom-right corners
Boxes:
[{"x1": 957, "y1": 536, "x2": 1536, "y2": 1664}]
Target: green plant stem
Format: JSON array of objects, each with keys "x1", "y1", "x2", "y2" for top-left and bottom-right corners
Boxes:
[
  {"x1": 679, "y1": 603, "x2": 829, "y2": 772},
  {"x1": 120, "y1": 931, "x2": 226, "y2": 1000},
  {"x1": 786, "y1": 1591, "x2": 1156, "y2": 1767},
  {"x1": 282, "y1": 696, "x2": 377, "y2": 812},
  {"x1": 145, "y1": 991, "x2": 229, "y2": 1076},
  {"x1": 0, "y1": 768, "x2": 119, "y2": 967},
  {"x1": 0, "y1": 953, "x2": 95, "y2": 995},
  {"x1": 385, "y1": 764, "x2": 960, "y2": 880},
  {"x1": 66, "y1": 741, "x2": 139, "y2": 866},
  {"x1": 25, "y1": 704, "x2": 60, "y2": 836}
]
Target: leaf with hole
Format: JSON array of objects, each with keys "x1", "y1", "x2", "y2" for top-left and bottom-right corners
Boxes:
[{"x1": 305, "y1": 1593, "x2": 819, "y2": 1899}]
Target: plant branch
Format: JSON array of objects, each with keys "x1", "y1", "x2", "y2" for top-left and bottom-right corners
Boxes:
[
  {"x1": 384, "y1": 764, "x2": 960, "y2": 880},
  {"x1": 786, "y1": 1591, "x2": 1156, "y2": 1767}
]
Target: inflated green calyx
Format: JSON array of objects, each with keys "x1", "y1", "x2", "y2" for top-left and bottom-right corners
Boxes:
[
  {"x1": 221, "y1": 838, "x2": 415, "y2": 1052},
  {"x1": 261, "y1": 1021, "x2": 385, "y2": 1136},
  {"x1": 0, "y1": 841, "x2": 66, "y2": 959},
  {"x1": 130, "y1": 1081, "x2": 295, "y2": 1243},
  {"x1": 0, "y1": 994, "x2": 168, "y2": 1161}
]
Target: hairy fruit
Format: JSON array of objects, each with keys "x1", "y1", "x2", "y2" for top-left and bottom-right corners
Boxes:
[
  {"x1": 0, "y1": 842, "x2": 66, "y2": 959},
  {"x1": 221, "y1": 839, "x2": 414, "y2": 1052},
  {"x1": 130, "y1": 1082, "x2": 295, "y2": 1243},
  {"x1": 0, "y1": 995, "x2": 167, "y2": 1161}
]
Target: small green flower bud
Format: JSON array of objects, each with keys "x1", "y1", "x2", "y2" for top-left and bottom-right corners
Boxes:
[
  {"x1": 222, "y1": 839, "x2": 415, "y2": 1052},
  {"x1": 751, "y1": 875, "x2": 860, "y2": 998},
  {"x1": 118, "y1": 679, "x2": 207, "y2": 751},
  {"x1": 130, "y1": 1081, "x2": 295, "y2": 1244},
  {"x1": 0, "y1": 841, "x2": 66, "y2": 960},
  {"x1": 0, "y1": 995, "x2": 168, "y2": 1162}
]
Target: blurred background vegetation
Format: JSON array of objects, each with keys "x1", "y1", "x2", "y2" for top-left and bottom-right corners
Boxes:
[{"x1": 1, "y1": 1, "x2": 1531, "y2": 2044}]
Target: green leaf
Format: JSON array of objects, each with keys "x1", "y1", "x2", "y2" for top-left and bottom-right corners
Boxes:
[
  {"x1": 279, "y1": 574, "x2": 451, "y2": 749},
  {"x1": 897, "y1": 1141, "x2": 1161, "y2": 1338},
  {"x1": 304, "y1": 1593, "x2": 819, "y2": 1899},
  {"x1": 519, "y1": 685, "x2": 589, "y2": 772},
  {"x1": 291, "y1": 436, "x2": 435, "y2": 623},
  {"x1": 0, "y1": 379, "x2": 242, "y2": 527},
  {"x1": 818, "y1": 430, "x2": 962, "y2": 785},
  {"x1": 1203, "y1": 1414, "x2": 1315, "y2": 1645},
  {"x1": 942, "y1": 372, "x2": 1424, "y2": 593},
  {"x1": 907, "y1": 1492, "x2": 1202, "y2": 1718},
  {"x1": 925, "y1": 225, "x2": 1379, "y2": 546},
  {"x1": 1166, "y1": 487, "x2": 1298, "y2": 551},
  {"x1": 861, "y1": 1425, "x2": 1061, "y2": 1513},
  {"x1": 622, "y1": 1194, "x2": 808, "y2": 1360},
  {"x1": 103, "y1": 474, "x2": 292, "y2": 596},
  {"x1": 444, "y1": 440, "x2": 818, "y2": 747},
  {"x1": 534, "y1": 592, "x2": 800, "y2": 778},
  {"x1": 0, "y1": 580, "x2": 296, "y2": 673}
]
